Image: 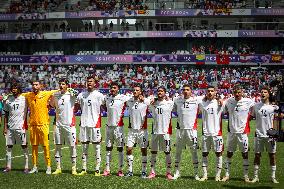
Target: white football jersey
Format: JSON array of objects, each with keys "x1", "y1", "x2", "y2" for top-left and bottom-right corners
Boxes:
[
  {"x1": 105, "y1": 94, "x2": 130, "y2": 127},
  {"x1": 174, "y1": 96, "x2": 203, "y2": 130},
  {"x1": 53, "y1": 91, "x2": 76, "y2": 127},
  {"x1": 150, "y1": 99, "x2": 174, "y2": 134},
  {"x1": 252, "y1": 102, "x2": 278, "y2": 137},
  {"x1": 3, "y1": 95, "x2": 27, "y2": 130},
  {"x1": 224, "y1": 97, "x2": 254, "y2": 134},
  {"x1": 127, "y1": 98, "x2": 150, "y2": 130},
  {"x1": 199, "y1": 99, "x2": 223, "y2": 136},
  {"x1": 77, "y1": 90, "x2": 105, "y2": 127}
]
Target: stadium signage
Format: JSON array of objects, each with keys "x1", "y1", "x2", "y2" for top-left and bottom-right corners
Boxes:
[
  {"x1": 1, "y1": 8, "x2": 284, "y2": 21},
  {"x1": 0, "y1": 55, "x2": 283, "y2": 64},
  {"x1": 1, "y1": 30, "x2": 283, "y2": 40}
]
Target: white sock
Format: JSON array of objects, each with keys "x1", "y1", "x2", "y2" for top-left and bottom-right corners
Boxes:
[
  {"x1": 82, "y1": 144, "x2": 89, "y2": 171},
  {"x1": 254, "y1": 165, "x2": 259, "y2": 178},
  {"x1": 23, "y1": 147, "x2": 29, "y2": 169},
  {"x1": 55, "y1": 145, "x2": 62, "y2": 169},
  {"x1": 70, "y1": 146, "x2": 77, "y2": 168},
  {"x1": 166, "y1": 153, "x2": 171, "y2": 173},
  {"x1": 175, "y1": 148, "x2": 182, "y2": 174},
  {"x1": 191, "y1": 150, "x2": 199, "y2": 176},
  {"x1": 6, "y1": 147, "x2": 12, "y2": 169},
  {"x1": 271, "y1": 165, "x2": 276, "y2": 178},
  {"x1": 94, "y1": 144, "x2": 101, "y2": 171},
  {"x1": 243, "y1": 159, "x2": 249, "y2": 177},
  {"x1": 225, "y1": 158, "x2": 232, "y2": 177},
  {"x1": 202, "y1": 156, "x2": 208, "y2": 177},
  {"x1": 118, "y1": 151, "x2": 124, "y2": 171},
  {"x1": 141, "y1": 156, "x2": 147, "y2": 173},
  {"x1": 150, "y1": 154, "x2": 157, "y2": 173},
  {"x1": 105, "y1": 151, "x2": 112, "y2": 172},
  {"x1": 216, "y1": 156, "x2": 222, "y2": 177},
  {"x1": 127, "y1": 155, "x2": 134, "y2": 172}
]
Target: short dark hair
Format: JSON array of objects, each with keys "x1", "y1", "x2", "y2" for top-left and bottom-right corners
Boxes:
[
  {"x1": 207, "y1": 85, "x2": 216, "y2": 90},
  {"x1": 157, "y1": 86, "x2": 166, "y2": 92},
  {"x1": 86, "y1": 75, "x2": 95, "y2": 80},
  {"x1": 110, "y1": 81, "x2": 120, "y2": 89},
  {"x1": 59, "y1": 78, "x2": 69, "y2": 85},
  {"x1": 233, "y1": 85, "x2": 243, "y2": 92},
  {"x1": 260, "y1": 85, "x2": 271, "y2": 93},
  {"x1": 182, "y1": 84, "x2": 191, "y2": 89},
  {"x1": 31, "y1": 76, "x2": 42, "y2": 84},
  {"x1": 10, "y1": 82, "x2": 22, "y2": 93},
  {"x1": 133, "y1": 84, "x2": 143, "y2": 93}
]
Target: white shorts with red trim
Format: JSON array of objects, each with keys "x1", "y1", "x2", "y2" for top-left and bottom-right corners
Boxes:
[
  {"x1": 127, "y1": 128, "x2": 148, "y2": 148},
  {"x1": 176, "y1": 129, "x2": 198, "y2": 151},
  {"x1": 54, "y1": 125, "x2": 76, "y2": 146},
  {"x1": 151, "y1": 134, "x2": 171, "y2": 152},
  {"x1": 105, "y1": 126, "x2": 124, "y2": 147},
  {"x1": 227, "y1": 133, "x2": 249, "y2": 153},
  {"x1": 6, "y1": 128, "x2": 27, "y2": 146},
  {"x1": 202, "y1": 135, "x2": 223, "y2": 153},
  {"x1": 79, "y1": 127, "x2": 101, "y2": 143},
  {"x1": 254, "y1": 137, "x2": 276, "y2": 154}
]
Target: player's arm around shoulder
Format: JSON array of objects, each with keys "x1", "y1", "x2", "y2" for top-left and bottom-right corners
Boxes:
[
  {"x1": 2, "y1": 104, "x2": 9, "y2": 136},
  {"x1": 20, "y1": 91, "x2": 32, "y2": 98}
]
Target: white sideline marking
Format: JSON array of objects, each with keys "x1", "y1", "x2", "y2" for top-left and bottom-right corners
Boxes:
[
  {"x1": 0, "y1": 141, "x2": 105, "y2": 161},
  {"x1": 0, "y1": 145, "x2": 81, "y2": 161}
]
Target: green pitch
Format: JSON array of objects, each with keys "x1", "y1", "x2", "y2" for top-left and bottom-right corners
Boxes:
[{"x1": 0, "y1": 117, "x2": 283, "y2": 189}]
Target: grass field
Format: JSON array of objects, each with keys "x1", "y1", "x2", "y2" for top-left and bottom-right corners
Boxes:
[{"x1": 0, "y1": 117, "x2": 283, "y2": 189}]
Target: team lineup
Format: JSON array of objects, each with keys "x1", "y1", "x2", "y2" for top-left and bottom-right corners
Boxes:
[{"x1": 2, "y1": 76, "x2": 280, "y2": 183}]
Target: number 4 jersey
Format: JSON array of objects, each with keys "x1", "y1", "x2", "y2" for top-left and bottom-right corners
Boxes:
[
  {"x1": 224, "y1": 97, "x2": 255, "y2": 134},
  {"x1": 3, "y1": 95, "x2": 27, "y2": 130},
  {"x1": 76, "y1": 90, "x2": 105, "y2": 127}
]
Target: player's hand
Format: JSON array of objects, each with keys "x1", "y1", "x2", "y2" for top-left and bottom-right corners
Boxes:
[
  {"x1": 165, "y1": 96, "x2": 170, "y2": 101},
  {"x1": 217, "y1": 99, "x2": 223, "y2": 106},
  {"x1": 138, "y1": 94, "x2": 144, "y2": 102},
  {"x1": 3, "y1": 128, "x2": 7, "y2": 136},
  {"x1": 68, "y1": 88, "x2": 79, "y2": 96},
  {"x1": 150, "y1": 97, "x2": 156, "y2": 105}
]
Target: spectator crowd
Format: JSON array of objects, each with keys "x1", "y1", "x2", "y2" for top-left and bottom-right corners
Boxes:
[{"x1": 0, "y1": 64, "x2": 282, "y2": 99}]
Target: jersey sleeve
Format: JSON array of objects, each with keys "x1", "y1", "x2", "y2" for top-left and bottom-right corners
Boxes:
[
  {"x1": 143, "y1": 98, "x2": 151, "y2": 106},
  {"x1": 2, "y1": 99, "x2": 9, "y2": 113},
  {"x1": 76, "y1": 93, "x2": 83, "y2": 105},
  {"x1": 249, "y1": 98, "x2": 255, "y2": 108},
  {"x1": 148, "y1": 103, "x2": 155, "y2": 113},
  {"x1": 21, "y1": 92, "x2": 31, "y2": 99},
  {"x1": 99, "y1": 93, "x2": 105, "y2": 105},
  {"x1": 123, "y1": 94, "x2": 131, "y2": 103},
  {"x1": 101, "y1": 94, "x2": 106, "y2": 105},
  {"x1": 168, "y1": 100, "x2": 174, "y2": 111},
  {"x1": 223, "y1": 99, "x2": 229, "y2": 114},
  {"x1": 251, "y1": 105, "x2": 256, "y2": 117},
  {"x1": 196, "y1": 95, "x2": 204, "y2": 104},
  {"x1": 44, "y1": 90, "x2": 59, "y2": 98}
]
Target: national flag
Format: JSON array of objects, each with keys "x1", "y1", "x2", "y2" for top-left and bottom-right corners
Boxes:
[
  {"x1": 271, "y1": 54, "x2": 282, "y2": 62},
  {"x1": 195, "y1": 54, "x2": 205, "y2": 65},
  {"x1": 216, "y1": 54, "x2": 230, "y2": 64}
]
